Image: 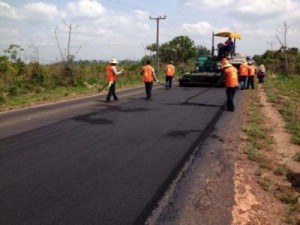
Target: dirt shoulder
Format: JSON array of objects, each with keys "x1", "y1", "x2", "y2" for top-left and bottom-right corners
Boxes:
[
  {"x1": 232, "y1": 84, "x2": 300, "y2": 225},
  {"x1": 146, "y1": 85, "x2": 300, "y2": 225}
]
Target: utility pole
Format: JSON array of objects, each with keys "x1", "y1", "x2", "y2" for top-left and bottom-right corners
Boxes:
[{"x1": 150, "y1": 15, "x2": 166, "y2": 78}]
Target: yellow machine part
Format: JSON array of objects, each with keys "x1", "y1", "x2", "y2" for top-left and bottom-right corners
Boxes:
[{"x1": 214, "y1": 32, "x2": 241, "y2": 40}]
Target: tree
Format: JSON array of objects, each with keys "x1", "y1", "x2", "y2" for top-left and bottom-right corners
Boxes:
[
  {"x1": 4, "y1": 44, "x2": 24, "y2": 62},
  {"x1": 153, "y1": 36, "x2": 197, "y2": 65},
  {"x1": 52, "y1": 22, "x2": 81, "y2": 85},
  {"x1": 275, "y1": 21, "x2": 291, "y2": 75},
  {"x1": 169, "y1": 36, "x2": 196, "y2": 64},
  {"x1": 195, "y1": 45, "x2": 210, "y2": 57}
]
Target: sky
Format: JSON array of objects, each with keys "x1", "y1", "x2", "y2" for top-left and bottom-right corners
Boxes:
[{"x1": 1, "y1": 0, "x2": 300, "y2": 63}]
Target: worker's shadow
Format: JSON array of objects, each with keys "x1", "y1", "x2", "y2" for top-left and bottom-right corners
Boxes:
[{"x1": 286, "y1": 172, "x2": 300, "y2": 193}]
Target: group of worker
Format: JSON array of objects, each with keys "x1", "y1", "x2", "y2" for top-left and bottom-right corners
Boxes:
[
  {"x1": 104, "y1": 56, "x2": 266, "y2": 113},
  {"x1": 221, "y1": 56, "x2": 266, "y2": 111},
  {"x1": 104, "y1": 58, "x2": 175, "y2": 102}
]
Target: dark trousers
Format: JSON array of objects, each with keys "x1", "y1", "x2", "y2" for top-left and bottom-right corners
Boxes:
[
  {"x1": 226, "y1": 87, "x2": 237, "y2": 111},
  {"x1": 258, "y1": 75, "x2": 265, "y2": 83},
  {"x1": 165, "y1": 76, "x2": 173, "y2": 88},
  {"x1": 240, "y1": 76, "x2": 247, "y2": 89},
  {"x1": 106, "y1": 82, "x2": 117, "y2": 100},
  {"x1": 144, "y1": 82, "x2": 153, "y2": 99},
  {"x1": 247, "y1": 76, "x2": 254, "y2": 89}
]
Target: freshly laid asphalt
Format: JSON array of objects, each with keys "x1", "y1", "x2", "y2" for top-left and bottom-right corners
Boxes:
[{"x1": 0, "y1": 84, "x2": 229, "y2": 225}]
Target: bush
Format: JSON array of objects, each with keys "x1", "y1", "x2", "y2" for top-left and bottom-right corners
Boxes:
[
  {"x1": 0, "y1": 94, "x2": 5, "y2": 104},
  {"x1": 8, "y1": 86, "x2": 17, "y2": 96}
]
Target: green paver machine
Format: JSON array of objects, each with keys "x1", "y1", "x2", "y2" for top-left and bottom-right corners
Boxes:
[{"x1": 179, "y1": 31, "x2": 246, "y2": 87}]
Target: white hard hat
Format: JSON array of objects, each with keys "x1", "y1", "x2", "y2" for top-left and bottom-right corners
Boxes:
[{"x1": 110, "y1": 58, "x2": 119, "y2": 64}]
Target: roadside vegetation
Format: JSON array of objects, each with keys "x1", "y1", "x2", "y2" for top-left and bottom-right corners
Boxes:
[
  {"x1": 243, "y1": 74, "x2": 300, "y2": 224},
  {"x1": 264, "y1": 74, "x2": 300, "y2": 145},
  {"x1": 241, "y1": 36, "x2": 300, "y2": 223}
]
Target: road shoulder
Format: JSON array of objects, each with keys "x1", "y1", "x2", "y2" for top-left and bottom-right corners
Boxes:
[{"x1": 145, "y1": 92, "x2": 244, "y2": 225}]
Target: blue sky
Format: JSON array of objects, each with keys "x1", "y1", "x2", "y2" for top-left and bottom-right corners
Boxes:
[{"x1": 1, "y1": 0, "x2": 300, "y2": 63}]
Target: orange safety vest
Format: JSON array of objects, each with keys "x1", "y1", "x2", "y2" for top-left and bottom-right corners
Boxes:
[
  {"x1": 248, "y1": 65, "x2": 256, "y2": 76},
  {"x1": 106, "y1": 64, "x2": 116, "y2": 82},
  {"x1": 142, "y1": 65, "x2": 154, "y2": 82},
  {"x1": 239, "y1": 64, "x2": 249, "y2": 76},
  {"x1": 224, "y1": 66, "x2": 238, "y2": 87},
  {"x1": 165, "y1": 64, "x2": 175, "y2": 76}
]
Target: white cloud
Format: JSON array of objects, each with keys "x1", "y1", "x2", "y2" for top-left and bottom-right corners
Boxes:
[
  {"x1": 232, "y1": 0, "x2": 296, "y2": 20},
  {"x1": 181, "y1": 0, "x2": 234, "y2": 8},
  {"x1": 182, "y1": 21, "x2": 215, "y2": 36},
  {"x1": 24, "y1": 2, "x2": 60, "y2": 20},
  {"x1": 0, "y1": 1, "x2": 18, "y2": 19},
  {"x1": 0, "y1": 28, "x2": 19, "y2": 47},
  {"x1": 65, "y1": 0, "x2": 106, "y2": 20}
]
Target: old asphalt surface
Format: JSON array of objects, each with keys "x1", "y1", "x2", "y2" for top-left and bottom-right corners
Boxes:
[{"x1": 0, "y1": 84, "x2": 242, "y2": 225}]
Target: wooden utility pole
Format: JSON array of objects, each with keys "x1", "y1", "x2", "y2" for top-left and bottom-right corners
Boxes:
[{"x1": 150, "y1": 15, "x2": 166, "y2": 78}]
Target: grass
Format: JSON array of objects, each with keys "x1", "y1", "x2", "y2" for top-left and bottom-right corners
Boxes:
[
  {"x1": 243, "y1": 73, "x2": 300, "y2": 224},
  {"x1": 0, "y1": 85, "x2": 96, "y2": 111},
  {"x1": 244, "y1": 90, "x2": 273, "y2": 171},
  {"x1": 264, "y1": 74, "x2": 300, "y2": 145},
  {"x1": 0, "y1": 77, "x2": 143, "y2": 111},
  {"x1": 292, "y1": 152, "x2": 300, "y2": 162},
  {"x1": 273, "y1": 164, "x2": 288, "y2": 176}
]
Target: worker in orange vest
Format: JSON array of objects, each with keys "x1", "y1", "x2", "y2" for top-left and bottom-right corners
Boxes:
[
  {"x1": 247, "y1": 61, "x2": 257, "y2": 89},
  {"x1": 105, "y1": 58, "x2": 124, "y2": 103},
  {"x1": 165, "y1": 61, "x2": 175, "y2": 89},
  {"x1": 223, "y1": 61, "x2": 239, "y2": 111},
  {"x1": 239, "y1": 60, "x2": 249, "y2": 90},
  {"x1": 141, "y1": 60, "x2": 158, "y2": 100}
]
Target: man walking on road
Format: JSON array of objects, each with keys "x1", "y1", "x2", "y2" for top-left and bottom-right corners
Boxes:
[
  {"x1": 165, "y1": 61, "x2": 175, "y2": 89},
  {"x1": 141, "y1": 60, "x2": 158, "y2": 100},
  {"x1": 247, "y1": 61, "x2": 256, "y2": 90},
  {"x1": 239, "y1": 60, "x2": 249, "y2": 90},
  {"x1": 223, "y1": 61, "x2": 239, "y2": 112},
  {"x1": 105, "y1": 58, "x2": 124, "y2": 103}
]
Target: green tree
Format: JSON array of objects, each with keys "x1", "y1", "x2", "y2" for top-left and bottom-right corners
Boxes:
[
  {"x1": 155, "y1": 36, "x2": 197, "y2": 64},
  {"x1": 4, "y1": 44, "x2": 24, "y2": 62},
  {"x1": 195, "y1": 45, "x2": 210, "y2": 57},
  {"x1": 0, "y1": 56, "x2": 9, "y2": 84}
]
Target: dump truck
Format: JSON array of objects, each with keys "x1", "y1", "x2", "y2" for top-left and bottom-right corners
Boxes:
[{"x1": 179, "y1": 31, "x2": 247, "y2": 87}]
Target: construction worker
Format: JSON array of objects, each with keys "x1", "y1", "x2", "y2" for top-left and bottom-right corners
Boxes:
[
  {"x1": 239, "y1": 60, "x2": 249, "y2": 90},
  {"x1": 105, "y1": 58, "x2": 124, "y2": 103},
  {"x1": 223, "y1": 61, "x2": 239, "y2": 112},
  {"x1": 221, "y1": 54, "x2": 230, "y2": 69},
  {"x1": 219, "y1": 37, "x2": 234, "y2": 58},
  {"x1": 247, "y1": 61, "x2": 256, "y2": 89},
  {"x1": 257, "y1": 64, "x2": 266, "y2": 83},
  {"x1": 165, "y1": 61, "x2": 175, "y2": 89},
  {"x1": 141, "y1": 60, "x2": 158, "y2": 100}
]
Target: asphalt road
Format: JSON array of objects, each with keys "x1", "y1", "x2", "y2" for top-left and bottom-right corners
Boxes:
[{"x1": 0, "y1": 84, "x2": 228, "y2": 225}]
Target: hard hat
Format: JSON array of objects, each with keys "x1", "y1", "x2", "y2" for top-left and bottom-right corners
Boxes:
[
  {"x1": 222, "y1": 62, "x2": 232, "y2": 68},
  {"x1": 110, "y1": 58, "x2": 119, "y2": 64}
]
